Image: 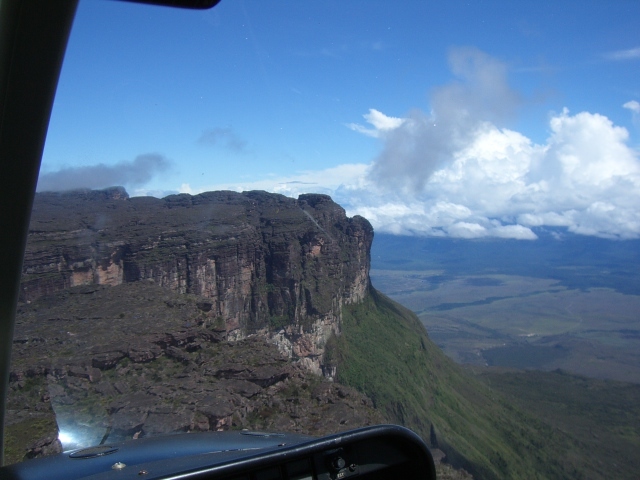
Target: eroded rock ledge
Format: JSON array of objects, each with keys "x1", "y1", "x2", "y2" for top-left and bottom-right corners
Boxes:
[{"x1": 7, "y1": 282, "x2": 382, "y2": 462}]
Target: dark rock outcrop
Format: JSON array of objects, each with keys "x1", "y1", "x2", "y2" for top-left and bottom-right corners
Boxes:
[
  {"x1": 20, "y1": 189, "x2": 373, "y2": 375},
  {"x1": 6, "y1": 282, "x2": 382, "y2": 463}
]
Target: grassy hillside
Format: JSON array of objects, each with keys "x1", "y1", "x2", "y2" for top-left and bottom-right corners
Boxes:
[
  {"x1": 329, "y1": 288, "x2": 601, "y2": 479},
  {"x1": 476, "y1": 368, "x2": 640, "y2": 480}
]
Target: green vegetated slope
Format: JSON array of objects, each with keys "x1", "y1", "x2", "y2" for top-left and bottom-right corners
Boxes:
[
  {"x1": 477, "y1": 369, "x2": 640, "y2": 480},
  {"x1": 330, "y1": 288, "x2": 596, "y2": 480}
]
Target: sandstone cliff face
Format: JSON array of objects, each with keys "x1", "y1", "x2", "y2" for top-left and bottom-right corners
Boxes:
[{"x1": 21, "y1": 187, "x2": 373, "y2": 375}]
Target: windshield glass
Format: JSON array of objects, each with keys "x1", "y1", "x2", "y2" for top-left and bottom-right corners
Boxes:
[{"x1": 5, "y1": 0, "x2": 640, "y2": 478}]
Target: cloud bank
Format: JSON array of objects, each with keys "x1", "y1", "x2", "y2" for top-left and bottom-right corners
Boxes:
[
  {"x1": 344, "y1": 107, "x2": 640, "y2": 240},
  {"x1": 179, "y1": 162, "x2": 370, "y2": 199},
  {"x1": 179, "y1": 47, "x2": 640, "y2": 241},
  {"x1": 179, "y1": 103, "x2": 640, "y2": 240},
  {"x1": 37, "y1": 154, "x2": 169, "y2": 192}
]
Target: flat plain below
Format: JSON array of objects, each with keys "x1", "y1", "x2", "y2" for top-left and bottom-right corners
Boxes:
[{"x1": 370, "y1": 269, "x2": 640, "y2": 383}]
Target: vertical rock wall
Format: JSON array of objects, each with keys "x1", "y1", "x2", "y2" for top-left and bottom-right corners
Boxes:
[{"x1": 21, "y1": 188, "x2": 374, "y2": 376}]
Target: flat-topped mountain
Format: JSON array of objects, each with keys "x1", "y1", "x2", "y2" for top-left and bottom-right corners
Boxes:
[
  {"x1": 21, "y1": 188, "x2": 373, "y2": 376},
  {"x1": 11, "y1": 187, "x2": 635, "y2": 479}
]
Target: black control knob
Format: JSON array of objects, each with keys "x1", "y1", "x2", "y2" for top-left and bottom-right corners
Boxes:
[{"x1": 329, "y1": 456, "x2": 346, "y2": 471}]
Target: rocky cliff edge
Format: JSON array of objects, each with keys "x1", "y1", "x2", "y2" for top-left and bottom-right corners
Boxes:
[{"x1": 21, "y1": 188, "x2": 373, "y2": 377}]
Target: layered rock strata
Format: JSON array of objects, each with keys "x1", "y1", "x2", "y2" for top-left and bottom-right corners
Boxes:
[{"x1": 21, "y1": 187, "x2": 373, "y2": 375}]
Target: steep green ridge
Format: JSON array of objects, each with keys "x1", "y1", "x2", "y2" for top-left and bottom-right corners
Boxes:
[
  {"x1": 476, "y1": 369, "x2": 640, "y2": 480},
  {"x1": 330, "y1": 288, "x2": 592, "y2": 479}
]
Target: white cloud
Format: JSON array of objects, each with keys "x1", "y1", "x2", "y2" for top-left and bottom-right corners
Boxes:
[
  {"x1": 604, "y1": 46, "x2": 640, "y2": 61},
  {"x1": 365, "y1": 109, "x2": 405, "y2": 131},
  {"x1": 179, "y1": 183, "x2": 194, "y2": 194},
  {"x1": 542, "y1": 109, "x2": 638, "y2": 187},
  {"x1": 172, "y1": 105, "x2": 640, "y2": 240},
  {"x1": 337, "y1": 48, "x2": 640, "y2": 240},
  {"x1": 176, "y1": 163, "x2": 370, "y2": 199},
  {"x1": 624, "y1": 100, "x2": 640, "y2": 114},
  {"x1": 518, "y1": 212, "x2": 573, "y2": 228},
  {"x1": 447, "y1": 222, "x2": 488, "y2": 239},
  {"x1": 346, "y1": 109, "x2": 404, "y2": 138},
  {"x1": 493, "y1": 224, "x2": 538, "y2": 240},
  {"x1": 173, "y1": 49, "x2": 640, "y2": 241},
  {"x1": 345, "y1": 107, "x2": 640, "y2": 240},
  {"x1": 366, "y1": 47, "x2": 521, "y2": 193}
]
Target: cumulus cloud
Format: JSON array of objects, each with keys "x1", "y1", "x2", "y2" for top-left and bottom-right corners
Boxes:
[
  {"x1": 179, "y1": 47, "x2": 640, "y2": 241},
  {"x1": 368, "y1": 47, "x2": 520, "y2": 192},
  {"x1": 624, "y1": 100, "x2": 640, "y2": 116},
  {"x1": 198, "y1": 127, "x2": 247, "y2": 152},
  {"x1": 177, "y1": 104, "x2": 640, "y2": 240},
  {"x1": 338, "y1": 48, "x2": 640, "y2": 240},
  {"x1": 603, "y1": 46, "x2": 640, "y2": 61},
  {"x1": 342, "y1": 107, "x2": 640, "y2": 240},
  {"x1": 37, "y1": 154, "x2": 170, "y2": 192}
]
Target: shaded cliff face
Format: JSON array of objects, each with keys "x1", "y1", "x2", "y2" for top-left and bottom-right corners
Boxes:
[{"x1": 21, "y1": 187, "x2": 373, "y2": 375}]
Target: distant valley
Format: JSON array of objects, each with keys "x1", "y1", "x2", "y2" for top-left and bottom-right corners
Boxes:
[
  {"x1": 370, "y1": 233, "x2": 640, "y2": 479},
  {"x1": 371, "y1": 232, "x2": 640, "y2": 383}
]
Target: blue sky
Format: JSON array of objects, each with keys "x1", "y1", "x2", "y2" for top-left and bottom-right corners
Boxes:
[{"x1": 39, "y1": 0, "x2": 640, "y2": 239}]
